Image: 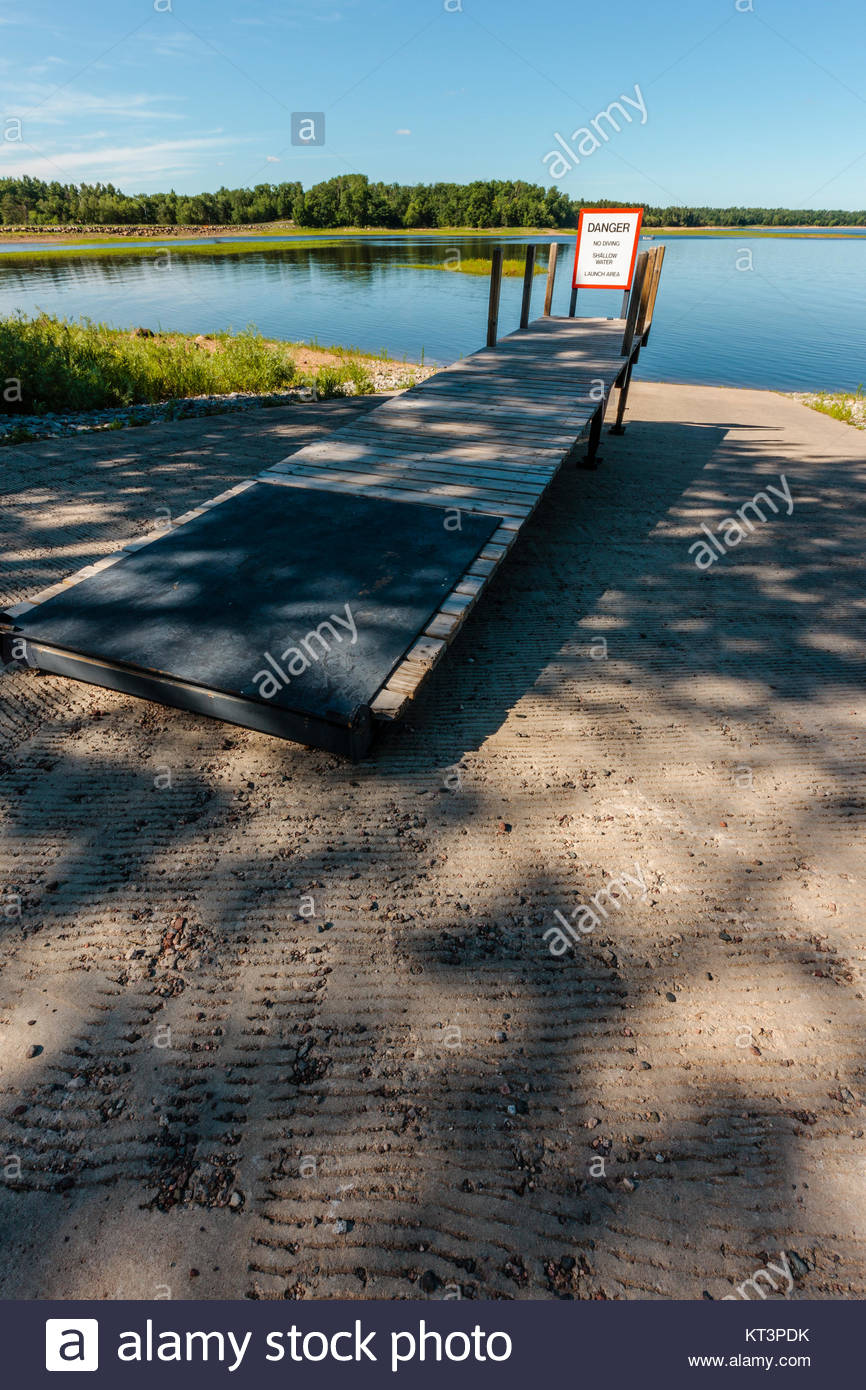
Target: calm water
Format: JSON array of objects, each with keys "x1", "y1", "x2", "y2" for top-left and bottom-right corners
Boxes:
[{"x1": 1, "y1": 233, "x2": 864, "y2": 392}]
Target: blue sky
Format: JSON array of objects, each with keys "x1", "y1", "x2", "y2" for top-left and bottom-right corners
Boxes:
[{"x1": 1, "y1": 0, "x2": 864, "y2": 207}]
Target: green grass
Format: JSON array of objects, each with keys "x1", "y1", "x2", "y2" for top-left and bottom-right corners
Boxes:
[
  {"x1": 802, "y1": 386, "x2": 865, "y2": 429},
  {"x1": 0, "y1": 237, "x2": 345, "y2": 263},
  {"x1": 0, "y1": 314, "x2": 374, "y2": 414},
  {"x1": 306, "y1": 361, "x2": 374, "y2": 399},
  {"x1": 409, "y1": 256, "x2": 547, "y2": 276},
  {"x1": 648, "y1": 227, "x2": 858, "y2": 238},
  {"x1": 3, "y1": 424, "x2": 38, "y2": 444}
]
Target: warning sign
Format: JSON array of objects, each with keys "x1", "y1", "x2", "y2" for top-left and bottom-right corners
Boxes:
[{"x1": 572, "y1": 208, "x2": 643, "y2": 290}]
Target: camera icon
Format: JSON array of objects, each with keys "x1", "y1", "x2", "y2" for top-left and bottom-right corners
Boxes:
[{"x1": 45, "y1": 1319, "x2": 99, "y2": 1372}]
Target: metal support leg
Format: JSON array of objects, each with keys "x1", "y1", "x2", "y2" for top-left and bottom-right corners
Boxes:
[
  {"x1": 580, "y1": 403, "x2": 604, "y2": 468},
  {"x1": 609, "y1": 361, "x2": 634, "y2": 435}
]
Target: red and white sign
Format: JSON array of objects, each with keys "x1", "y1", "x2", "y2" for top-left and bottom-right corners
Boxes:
[{"x1": 572, "y1": 207, "x2": 644, "y2": 290}]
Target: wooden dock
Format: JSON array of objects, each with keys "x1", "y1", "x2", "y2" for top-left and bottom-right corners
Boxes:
[
  {"x1": 261, "y1": 241, "x2": 666, "y2": 727},
  {"x1": 1, "y1": 245, "x2": 665, "y2": 756},
  {"x1": 262, "y1": 315, "x2": 642, "y2": 722}
]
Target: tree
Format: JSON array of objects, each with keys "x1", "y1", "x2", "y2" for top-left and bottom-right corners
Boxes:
[{"x1": 0, "y1": 174, "x2": 863, "y2": 229}]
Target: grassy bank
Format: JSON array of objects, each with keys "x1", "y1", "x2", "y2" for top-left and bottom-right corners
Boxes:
[
  {"x1": 0, "y1": 237, "x2": 345, "y2": 263},
  {"x1": 410, "y1": 256, "x2": 547, "y2": 276},
  {"x1": 0, "y1": 315, "x2": 376, "y2": 414},
  {"x1": 801, "y1": 387, "x2": 865, "y2": 429},
  {"x1": 648, "y1": 226, "x2": 860, "y2": 238}
]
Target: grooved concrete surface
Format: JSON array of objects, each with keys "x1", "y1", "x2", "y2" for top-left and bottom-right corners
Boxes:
[{"x1": 0, "y1": 384, "x2": 864, "y2": 1301}]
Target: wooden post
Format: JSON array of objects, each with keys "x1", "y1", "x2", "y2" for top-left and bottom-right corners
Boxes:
[
  {"x1": 619, "y1": 289, "x2": 630, "y2": 318},
  {"x1": 568, "y1": 286, "x2": 578, "y2": 317},
  {"x1": 634, "y1": 246, "x2": 658, "y2": 341},
  {"x1": 620, "y1": 251, "x2": 649, "y2": 357},
  {"x1": 543, "y1": 242, "x2": 559, "y2": 316},
  {"x1": 640, "y1": 244, "x2": 665, "y2": 343},
  {"x1": 487, "y1": 247, "x2": 504, "y2": 347},
  {"x1": 611, "y1": 250, "x2": 650, "y2": 436},
  {"x1": 519, "y1": 245, "x2": 536, "y2": 329}
]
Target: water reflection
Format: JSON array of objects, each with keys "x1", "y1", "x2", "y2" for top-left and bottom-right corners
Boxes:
[{"x1": 1, "y1": 234, "x2": 864, "y2": 390}]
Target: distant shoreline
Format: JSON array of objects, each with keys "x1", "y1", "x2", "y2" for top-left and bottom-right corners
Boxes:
[{"x1": 1, "y1": 221, "x2": 864, "y2": 252}]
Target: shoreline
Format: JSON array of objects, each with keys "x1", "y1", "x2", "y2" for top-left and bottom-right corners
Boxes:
[
  {"x1": 3, "y1": 378, "x2": 859, "y2": 449},
  {"x1": 1, "y1": 222, "x2": 863, "y2": 253},
  {"x1": 0, "y1": 325, "x2": 433, "y2": 446}
]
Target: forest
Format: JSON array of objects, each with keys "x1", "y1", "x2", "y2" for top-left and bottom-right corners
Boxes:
[{"x1": 1, "y1": 172, "x2": 862, "y2": 229}]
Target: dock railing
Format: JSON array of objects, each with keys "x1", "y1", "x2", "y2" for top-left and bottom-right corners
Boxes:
[
  {"x1": 485, "y1": 238, "x2": 665, "y2": 349},
  {"x1": 610, "y1": 244, "x2": 666, "y2": 434},
  {"x1": 482, "y1": 237, "x2": 666, "y2": 457},
  {"x1": 485, "y1": 241, "x2": 559, "y2": 346}
]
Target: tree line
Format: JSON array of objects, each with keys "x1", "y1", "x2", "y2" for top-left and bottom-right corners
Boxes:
[{"x1": 1, "y1": 173, "x2": 862, "y2": 229}]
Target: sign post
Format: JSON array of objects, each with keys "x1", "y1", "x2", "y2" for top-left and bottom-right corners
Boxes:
[{"x1": 571, "y1": 207, "x2": 644, "y2": 316}]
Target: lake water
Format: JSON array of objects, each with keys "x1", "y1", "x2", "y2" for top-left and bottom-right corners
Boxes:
[{"x1": 1, "y1": 233, "x2": 864, "y2": 392}]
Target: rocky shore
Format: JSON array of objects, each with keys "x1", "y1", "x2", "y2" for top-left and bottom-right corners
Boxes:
[{"x1": 0, "y1": 221, "x2": 285, "y2": 241}]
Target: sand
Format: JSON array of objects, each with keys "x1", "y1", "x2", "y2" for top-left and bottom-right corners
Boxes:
[{"x1": 0, "y1": 382, "x2": 863, "y2": 1300}]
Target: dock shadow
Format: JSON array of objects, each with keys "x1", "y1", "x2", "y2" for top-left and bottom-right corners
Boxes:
[{"x1": 375, "y1": 417, "x2": 734, "y2": 768}]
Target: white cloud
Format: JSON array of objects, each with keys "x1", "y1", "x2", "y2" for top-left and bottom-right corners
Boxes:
[
  {"x1": 265, "y1": 155, "x2": 280, "y2": 162},
  {"x1": 396, "y1": 128, "x2": 412, "y2": 136},
  {"x1": 5, "y1": 82, "x2": 185, "y2": 124},
  {"x1": 0, "y1": 136, "x2": 241, "y2": 184}
]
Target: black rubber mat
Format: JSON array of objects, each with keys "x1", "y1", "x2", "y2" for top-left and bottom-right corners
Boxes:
[{"x1": 11, "y1": 482, "x2": 501, "y2": 728}]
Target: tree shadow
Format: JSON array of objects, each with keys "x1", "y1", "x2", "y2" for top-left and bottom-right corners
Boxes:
[
  {"x1": 0, "y1": 390, "x2": 863, "y2": 1299},
  {"x1": 0, "y1": 396, "x2": 383, "y2": 604},
  {"x1": 375, "y1": 416, "x2": 803, "y2": 768}
]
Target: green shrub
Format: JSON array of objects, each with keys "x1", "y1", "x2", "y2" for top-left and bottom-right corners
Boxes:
[
  {"x1": 306, "y1": 361, "x2": 375, "y2": 399},
  {"x1": 3, "y1": 424, "x2": 36, "y2": 443},
  {"x1": 802, "y1": 385, "x2": 865, "y2": 430}
]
